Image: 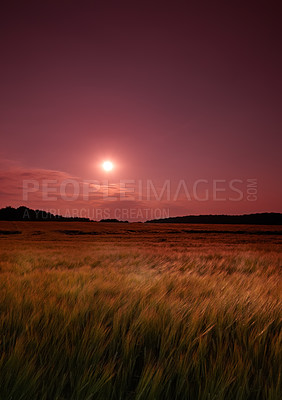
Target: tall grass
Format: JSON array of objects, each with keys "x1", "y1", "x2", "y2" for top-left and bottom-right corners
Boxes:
[{"x1": 0, "y1": 227, "x2": 281, "y2": 399}]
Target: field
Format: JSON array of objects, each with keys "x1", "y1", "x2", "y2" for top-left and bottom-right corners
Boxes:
[{"x1": 0, "y1": 221, "x2": 281, "y2": 400}]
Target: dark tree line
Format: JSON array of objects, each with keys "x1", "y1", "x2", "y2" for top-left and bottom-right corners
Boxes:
[
  {"x1": 0, "y1": 206, "x2": 90, "y2": 222},
  {"x1": 146, "y1": 213, "x2": 282, "y2": 225}
]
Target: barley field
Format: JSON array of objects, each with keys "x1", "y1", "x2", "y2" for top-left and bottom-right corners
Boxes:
[{"x1": 0, "y1": 222, "x2": 281, "y2": 400}]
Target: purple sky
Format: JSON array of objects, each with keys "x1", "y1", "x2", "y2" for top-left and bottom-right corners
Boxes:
[{"x1": 1, "y1": 1, "x2": 281, "y2": 220}]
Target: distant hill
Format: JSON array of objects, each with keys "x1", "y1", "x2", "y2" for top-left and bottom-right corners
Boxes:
[
  {"x1": 145, "y1": 213, "x2": 282, "y2": 225},
  {"x1": 1, "y1": 207, "x2": 281, "y2": 225},
  {"x1": 0, "y1": 206, "x2": 91, "y2": 222},
  {"x1": 100, "y1": 218, "x2": 129, "y2": 223}
]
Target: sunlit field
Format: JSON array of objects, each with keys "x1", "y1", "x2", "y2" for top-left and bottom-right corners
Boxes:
[{"x1": 0, "y1": 222, "x2": 281, "y2": 400}]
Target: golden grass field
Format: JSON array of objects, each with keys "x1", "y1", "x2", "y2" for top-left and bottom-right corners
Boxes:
[{"x1": 0, "y1": 221, "x2": 281, "y2": 399}]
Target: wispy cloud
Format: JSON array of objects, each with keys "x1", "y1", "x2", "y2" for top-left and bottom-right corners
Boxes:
[{"x1": 0, "y1": 159, "x2": 150, "y2": 219}]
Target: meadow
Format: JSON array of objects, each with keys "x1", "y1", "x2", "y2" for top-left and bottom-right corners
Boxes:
[{"x1": 0, "y1": 221, "x2": 281, "y2": 400}]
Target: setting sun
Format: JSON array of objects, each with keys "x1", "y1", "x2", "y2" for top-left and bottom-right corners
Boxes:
[{"x1": 102, "y1": 160, "x2": 114, "y2": 171}]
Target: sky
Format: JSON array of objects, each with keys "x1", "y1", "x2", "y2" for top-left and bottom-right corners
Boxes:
[{"x1": 1, "y1": 0, "x2": 281, "y2": 220}]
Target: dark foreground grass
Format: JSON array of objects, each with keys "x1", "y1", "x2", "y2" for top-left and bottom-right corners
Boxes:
[{"x1": 0, "y1": 223, "x2": 281, "y2": 399}]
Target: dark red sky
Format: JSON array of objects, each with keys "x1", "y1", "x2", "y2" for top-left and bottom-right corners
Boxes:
[{"x1": 1, "y1": 1, "x2": 281, "y2": 219}]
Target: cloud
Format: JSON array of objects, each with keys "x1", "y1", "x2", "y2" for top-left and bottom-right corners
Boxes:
[
  {"x1": 2, "y1": 158, "x2": 265, "y2": 221},
  {"x1": 0, "y1": 159, "x2": 150, "y2": 219},
  {"x1": 0, "y1": 159, "x2": 78, "y2": 206}
]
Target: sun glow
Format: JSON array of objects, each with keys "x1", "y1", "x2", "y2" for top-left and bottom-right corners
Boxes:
[{"x1": 102, "y1": 160, "x2": 114, "y2": 171}]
